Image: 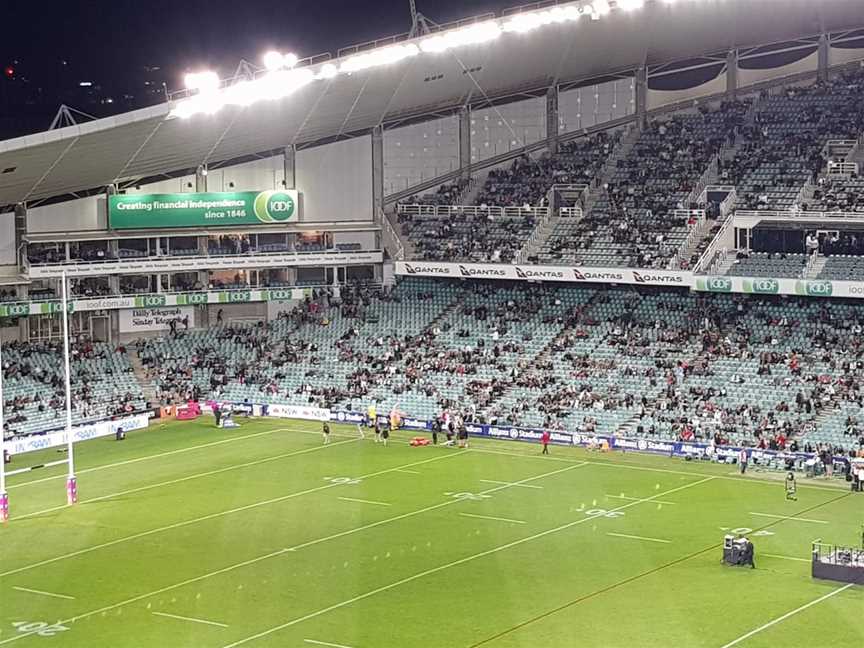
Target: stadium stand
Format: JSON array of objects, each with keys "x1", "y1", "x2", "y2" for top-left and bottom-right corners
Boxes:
[
  {"x1": 36, "y1": 279, "x2": 852, "y2": 457},
  {"x1": 540, "y1": 102, "x2": 749, "y2": 268},
  {"x1": 2, "y1": 341, "x2": 146, "y2": 439},
  {"x1": 727, "y1": 71, "x2": 864, "y2": 211}
]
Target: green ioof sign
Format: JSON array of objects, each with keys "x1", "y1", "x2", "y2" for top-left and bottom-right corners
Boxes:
[
  {"x1": 109, "y1": 190, "x2": 299, "y2": 230},
  {"x1": 742, "y1": 278, "x2": 780, "y2": 295},
  {"x1": 795, "y1": 280, "x2": 833, "y2": 297},
  {"x1": 696, "y1": 277, "x2": 733, "y2": 293}
]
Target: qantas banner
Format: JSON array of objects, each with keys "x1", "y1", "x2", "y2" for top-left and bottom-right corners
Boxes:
[{"x1": 394, "y1": 261, "x2": 691, "y2": 287}]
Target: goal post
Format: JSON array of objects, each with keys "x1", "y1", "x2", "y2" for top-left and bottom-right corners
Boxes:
[{"x1": 60, "y1": 271, "x2": 77, "y2": 505}]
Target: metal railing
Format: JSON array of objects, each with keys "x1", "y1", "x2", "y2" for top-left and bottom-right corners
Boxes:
[
  {"x1": 827, "y1": 161, "x2": 860, "y2": 177},
  {"x1": 381, "y1": 211, "x2": 405, "y2": 261},
  {"x1": 686, "y1": 158, "x2": 718, "y2": 207},
  {"x1": 693, "y1": 212, "x2": 736, "y2": 274},
  {"x1": 672, "y1": 210, "x2": 707, "y2": 269},
  {"x1": 735, "y1": 208, "x2": 864, "y2": 221},
  {"x1": 396, "y1": 204, "x2": 549, "y2": 220}
]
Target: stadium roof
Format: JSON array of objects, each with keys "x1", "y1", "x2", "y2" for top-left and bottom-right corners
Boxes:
[{"x1": 0, "y1": 0, "x2": 861, "y2": 208}]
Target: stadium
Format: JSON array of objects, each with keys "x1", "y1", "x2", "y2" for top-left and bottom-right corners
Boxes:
[{"x1": 1, "y1": 0, "x2": 863, "y2": 645}]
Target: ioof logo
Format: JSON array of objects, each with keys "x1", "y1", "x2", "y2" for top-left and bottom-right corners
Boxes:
[
  {"x1": 139, "y1": 295, "x2": 167, "y2": 308},
  {"x1": 186, "y1": 292, "x2": 208, "y2": 305},
  {"x1": 7, "y1": 304, "x2": 29, "y2": 317},
  {"x1": 253, "y1": 191, "x2": 297, "y2": 223},
  {"x1": 805, "y1": 281, "x2": 832, "y2": 297},
  {"x1": 746, "y1": 278, "x2": 779, "y2": 294},
  {"x1": 228, "y1": 291, "x2": 251, "y2": 303},
  {"x1": 705, "y1": 277, "x2": 732, "y2": 292}
]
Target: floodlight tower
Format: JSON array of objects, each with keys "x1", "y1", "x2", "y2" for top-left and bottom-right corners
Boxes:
[
  {"x1": 408, "y1": 0, "x2": 435, "y2": 37},
  {"x1": 61, "y1": 272, "x2": 77, "y2": 505}
]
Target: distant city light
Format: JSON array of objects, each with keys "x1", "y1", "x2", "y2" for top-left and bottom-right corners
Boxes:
[{"x1": 79, "y1": 81, "x2": 93, "y2": 87}]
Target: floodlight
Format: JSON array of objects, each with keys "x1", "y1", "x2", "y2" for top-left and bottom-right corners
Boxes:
[
  {"x1": 262, "y1": 51, "x2": 285, "y2": 71},
  {"x1": 185, "y1": 71, "x2": 220, "y2": 92},
  {"x1": 420, "y1": 21, "x2": 502, "y2": 54},
  {"x1": 318, "y1": 63, "x2": 339, "y2": 79},
  {"x1": 618, "y1": 0, "x2": 644, "y2": 10}
]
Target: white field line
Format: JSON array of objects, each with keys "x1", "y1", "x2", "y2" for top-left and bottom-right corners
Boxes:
[
  {"x1": 468, "y1": 446, "x2": 848, "y2": 492},
  {"x1": 8, "y1": 428, "x2": 285, "y2": 490},
  {"x1": 749, "y1": 512, "x2": 828, "y2": 525},
  {"x1": 0, "y1": 450, "x2": 461, "y2": 580},
  {"x1": 304, "y1": 640, "x2": 355, "y2": 648},
  {"x1": 394, "y1": 468, "x2": 420, "y2": 474},
  {"x1": 12, "y1": 438, "x2": 360, "y2": 522},
  {"x1": 285, "y1": 463, "x2": 587, "y2": 553},
  {"x1": 338, "y1": 497, "x2": 391, "y2": 507},
  {"x1": 220, "y1": 476, "x2": 716, "y2": 648},
  {"x1": 0, "y1": 462, "x2": 590, "y2": 646},
  {"x1": 11, "y1": 586, "x2": 75, "y2": 600},
  {"x1": 152, "y1": 611, "x2": 229, "y2": 628},
  {"x1": 606, "y1": 494, "x2": 676, "y2": 505},
  {"x1": 460, "y1": 512, "x2": 526, "y2": 525},
  {"x1": 719, "y1": 583, "x2": 856, "y2": 648},
  {"x1": 763, "y1": 554, "x2": 811, "y2": 563},
  {"x1": 479, "y1": 479, "x2": 543, "y2": 490},
  {"x1": 606, "y1": 532, "x2": 671, "y2": 544},
  {"x1": 0, "y1": 548, "x2": 293, "y2": 646}
]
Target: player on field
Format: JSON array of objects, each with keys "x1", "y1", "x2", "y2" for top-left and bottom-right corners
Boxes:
[
  {"x1": 367, "y1": 402, "x2": 377, "y2": 430},
  {"x1": 541, "y1": 430, "x2": 551, "y2": 455},
  {"x1": 322, "y1": 421, "x2": 331, "y2": 445}
]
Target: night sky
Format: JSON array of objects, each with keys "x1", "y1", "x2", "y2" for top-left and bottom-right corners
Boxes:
[{"x1": 6, "y1": 0, "x2": 505, "y2": 91}]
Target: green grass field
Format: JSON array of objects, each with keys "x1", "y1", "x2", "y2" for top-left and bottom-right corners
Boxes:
[{"x1": 0, "y1": 419, "x2": 861, "y2": 647}]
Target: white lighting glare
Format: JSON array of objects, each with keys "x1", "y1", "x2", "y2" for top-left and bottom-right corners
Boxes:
[
  {"x1": 171, "y1": 0, "x2": 635, "y2": 121},
  {"x1": 419, "y1": 21, "x2": 502, "y2": 54},
  {"x1": 263, "y1": 51, "x2": 285, "y2": 71},
  {"x1": 318, "y1": 63, "x2": 339, "y2": 79},
  {"x1": 617, "y1": 0, "x2": 644, "y2": 10},
  {"x1": 263, "y1": 50, "x2": 300, "y2": 71},
  {"x1": 340, "y1": 43, "x2": 419, "y2": 73}
]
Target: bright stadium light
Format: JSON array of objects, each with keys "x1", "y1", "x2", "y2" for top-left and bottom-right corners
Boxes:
[
  {"x1": 318, "y1": 63, "x2": 339, "y2": 79},
  {"x1": 263, "y1": 51, "x2": 299, "y2": 71},
  {"x1": 184, "y1": 71, "x2": 220, "y2": 93},
  {"x1": 503, "y1": 6, "x2": 581, "y2": 34},
  {"x1": 419, "y1": 21, "x2": 502, "y2": 54},
  {"x1": 617, "y1": 0, "x2": 645, "y2": 10},
  {"x1": 263, "y1": 51, "x2": 285, "y2": 71},
  {"x1": 587, "y1": 0, "x2": 612, "y2": 19},
  {"x1": 340, "y1": 43, "x2": 419, "y2": 73}
]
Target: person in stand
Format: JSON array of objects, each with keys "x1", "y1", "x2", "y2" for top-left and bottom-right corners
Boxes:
[
  {"x1": 216, "y1": 309, "x2": 224, "y2": 325},
  {"x1": 541, "y1": 430, "x2": 551, "y2": 455},
  {"x1": 322, "y1": 421, "x2": 331, "y2": 445},
  {"x1": 739, "y1": 448, "x2": 748, "y2": 474}
]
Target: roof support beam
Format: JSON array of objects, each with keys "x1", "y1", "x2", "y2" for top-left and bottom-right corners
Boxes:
[
  {"x1": 726, "y1": 50, "x2": 738, "y2": 101},
  {"x1": 635, "y1": 66, "x2": 648, "y2": 131},
  {"x1": 546, "y1": 86, "x2": 559, "y2": 156},
  {"x1": 818, "y1": 33, "x2": 830, "y2": 81},
  {"x1": 458, "y1": 107, "x2": 471, "y2": 179}
]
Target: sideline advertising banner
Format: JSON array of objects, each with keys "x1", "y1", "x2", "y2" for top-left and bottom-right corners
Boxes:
[
  {"x1": 7, "y1": 414, "x2": 150, "y2": 456},
  {"x1": 266, "y1": 403, "x2": 331, "y2": 422},
  {"x1": 108, "y1": 190, "x2": 299, "y2": 229},
  {"x1": 27, "y1": 250, "x2": 381, "y2": 279},
  {"x1": 394, "y1": 261, "x2": 691, "y2": 287}
]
